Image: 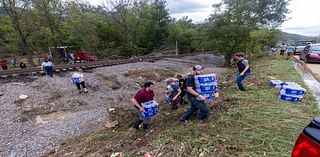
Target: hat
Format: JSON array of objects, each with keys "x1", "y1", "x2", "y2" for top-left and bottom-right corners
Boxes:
[{"x1": 193, "y1": 65, "x2": 204, "y2": 71}]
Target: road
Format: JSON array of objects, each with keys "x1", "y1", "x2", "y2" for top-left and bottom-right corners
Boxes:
[{"x1": 294, "y1": 55, "x2": 320, "y2": 82}]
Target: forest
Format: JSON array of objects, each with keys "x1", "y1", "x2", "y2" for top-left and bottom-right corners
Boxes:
[{"x1": 0, "y1": 0, "x2": 290, "y2": 65}]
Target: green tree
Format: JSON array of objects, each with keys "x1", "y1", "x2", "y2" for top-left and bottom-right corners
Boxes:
[
  {"x1": 1, "y1": 0, "x2": 38, "y2": 56},
  {"x1": 0, "y1": 15, "x2": 19, "y2": 53},
  {"x1": 32, "y1": 0, "x2": 65, "y2": 61},
  {"x1": 206, "y1": 0, "x2": 290, "y2": 66}
]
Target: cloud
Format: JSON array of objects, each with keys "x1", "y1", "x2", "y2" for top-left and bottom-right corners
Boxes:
[
  {"x1": 282, "y1": 26, "x2": 320, "y2": 36},
  {"x1": 167, "y1": 0, "x2": 217, "y2": 22},
  {"x1": 167, "y1": 0, "x2": 212, "y2": 14}
]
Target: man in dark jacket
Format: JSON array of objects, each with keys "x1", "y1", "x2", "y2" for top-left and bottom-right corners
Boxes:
[
  {"x1": 179, "y1": 65, "x2": 210, "y2": 121},
  {"x1": 233, "y1": 52, "x2": 251, "y2": 91}
]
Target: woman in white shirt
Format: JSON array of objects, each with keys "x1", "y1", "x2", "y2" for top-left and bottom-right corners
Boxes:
[{"x1": 41, "y1": 59, "x2": 54, "y2": 77}]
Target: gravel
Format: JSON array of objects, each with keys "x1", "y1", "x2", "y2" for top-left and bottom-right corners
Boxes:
[{"x1": 0, "y1": 53, "x2": 226, "y2": 157}]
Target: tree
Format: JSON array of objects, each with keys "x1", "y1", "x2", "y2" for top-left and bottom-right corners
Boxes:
[
  {"x1": 206, "y1": 0, "x2": 290, "y2": 66},
  {"x1": 99, "y1": 0, "x2": 171, "y2": 56},
  {"x1": 32, "y1": 0, "x2": 65, "y2": 61},
  {"x1": 0, "y1": 15, "x2": 19, "y2": 53},
  {"x1": 1, "y1": 0, "x2": 37, "y2": 56}
]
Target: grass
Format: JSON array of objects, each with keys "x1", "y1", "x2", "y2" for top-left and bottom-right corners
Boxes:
[{"x1": 45, "y1": 55, "x2": 320, "y2": 157}]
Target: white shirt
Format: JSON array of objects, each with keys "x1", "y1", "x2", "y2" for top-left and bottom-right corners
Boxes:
[{"x1": 41, "y1": 61, "x2": 53, "y2": 67}]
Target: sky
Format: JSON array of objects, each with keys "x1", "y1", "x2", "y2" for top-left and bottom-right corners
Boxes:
[{"x1": 89, "y1": 0, "x2": 320, "y2": 36}]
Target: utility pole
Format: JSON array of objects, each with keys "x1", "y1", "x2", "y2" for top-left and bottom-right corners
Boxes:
[{"x1": 175, "y1": 39, "x2": 179, "y2": 55}]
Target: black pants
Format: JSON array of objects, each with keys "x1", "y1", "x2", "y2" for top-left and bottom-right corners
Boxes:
[
  {"x1": 76, "y1": 81, "x2": 86, "y2": 90},
  {"x1": 179, "y1": 89, "x2": 186, "y2": 104}
]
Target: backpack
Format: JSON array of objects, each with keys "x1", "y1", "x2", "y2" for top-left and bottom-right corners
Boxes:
[{"x1": 183, "y1": 74, "x2": 192, "y2": 90}]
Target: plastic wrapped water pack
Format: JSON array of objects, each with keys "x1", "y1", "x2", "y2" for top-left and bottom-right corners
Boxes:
[
  {"x1": 279, "y1": 90, "x2": 304, "y2": 102},
  {"x1": 279, "y1": 85, "x2": 306, "y2": 102},
  {"x1": 142, "y1": 100, "x2": 158, "y2": 117},
  {"x1": 281, "y1": 85, "x2": 306, "y2": 96},
  {"x1": 195, "y1": 74, "x2": 217, "y2": 100},
  {"x1": 269, "y1": 80, "x2": 284, "y2": 88}
]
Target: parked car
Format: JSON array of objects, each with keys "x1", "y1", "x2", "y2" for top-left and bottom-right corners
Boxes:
[
  {"x1": 299, "y1": 44, "x2": 320, "y2": 63},
  {"x1": 291, "y1": 117, "x2": 320, "y2": 157},
  {"x1": 74, "y1": 51, "x2": 97, "y2": 62},
  {"x1": 294, "y1": 41, "x2": 313, "y2": 55}
]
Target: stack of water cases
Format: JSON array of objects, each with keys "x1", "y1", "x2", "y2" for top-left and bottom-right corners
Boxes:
[
  {"x1": 279, "y1": 84, "x2": 306, "y2": 102},
  {"x1": 269, "y1": 80, "x2": 284, "y2": 88},
  {"x1": 142, "y1": 100, "x2": 158, "y2": 118},
  {"x1": 194, "y1": 74, "x2": 217, "y2": 100}
]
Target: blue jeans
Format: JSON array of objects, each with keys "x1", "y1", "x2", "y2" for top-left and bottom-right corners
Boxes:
[
  {"x1": 133, "y1": 107, "x2": 151, "y2": 124},
  {"x1": 180, "y1": 97, "x2": 209, "y2": 120},
  {"x1": 44, "y1": 66, "x2": 53, "y2": 77},
  {"x1": 236, "y1": 72, "x2": 251, "y2": 90}
]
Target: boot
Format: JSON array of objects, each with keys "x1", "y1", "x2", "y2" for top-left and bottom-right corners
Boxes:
[
  {"x1": 132, "y1": 119, "x2": 143, "y2": 129},
  {"x1": 83, "y1": 88, "x2": 88, "y2": 93},
  {"x1": 143, "y1": 123, "x2": 149, "y2": 133}
]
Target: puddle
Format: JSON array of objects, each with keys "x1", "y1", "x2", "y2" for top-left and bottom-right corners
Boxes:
[{"x1": 293, "y1": 61, "x2": 320, "y2": 108}]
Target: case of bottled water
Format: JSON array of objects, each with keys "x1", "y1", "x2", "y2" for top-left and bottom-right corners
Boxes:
[
  {"x1": 195, "y1": 74, "x2": 217, "y2": 100},
  {"x1": 142, "y1": 100, "x2": 158, "y2": 117},
  {"x1": 269, "y1": 80, "x2": 284, "y2": 88}
]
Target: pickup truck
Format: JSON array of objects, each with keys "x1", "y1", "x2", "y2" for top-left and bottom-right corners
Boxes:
[{"x1": 74, "y1": 51, "x2": 97, "y2": 62}]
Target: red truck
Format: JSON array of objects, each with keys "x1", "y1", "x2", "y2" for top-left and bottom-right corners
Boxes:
[
  {"x1": 291, "y1": 117, "x2": 320, "y2": 156},
  {"x1": 0, "y1": 59, "x2": 8, "y2": 70},
  {"x1": 74, "y1": 51, "x2": 97, "y2": 62}
]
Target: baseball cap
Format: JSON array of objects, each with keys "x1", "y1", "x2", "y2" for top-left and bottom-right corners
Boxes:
[{"x1": 193, "y1": 65, "x2": 204, "y2": 71}]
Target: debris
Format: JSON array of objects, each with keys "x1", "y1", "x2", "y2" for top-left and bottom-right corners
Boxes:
[
  {"x1": 35, "y1": 116, "x2": 47, "y2": 125},
  {"x1": 268, "y1": 76, "x2": 276, "y2": 80},
  {"x1": 11, "y1": 83, "x2": 26, "y2": 86},
  {"x1": 144, "y1": 152, "x2": 153, "y2": 157},
  {"x1": 111, "y1": 152, "x2": 122, "y2": 157},
  {"x1": 105, "y1": 120, "x2": 119, "y2": 128},
  {"x1": 247, "y1": 83, "x2": 255, "y2": 87}
]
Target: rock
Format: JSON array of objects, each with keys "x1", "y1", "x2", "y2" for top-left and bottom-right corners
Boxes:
[
  {"x1": 108, "y1": 108, "x2": 116, "y2": 113},
  {"x1": 19, "y1": 95, "x2": 28, "y2": 100},
  {"x1": 0, "y1": 92, "x2": 3, "y2": 96}
]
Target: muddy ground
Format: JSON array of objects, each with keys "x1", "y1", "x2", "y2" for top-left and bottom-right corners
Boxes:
[{"x1": 0, "y1": 53, "x2": 227, "y2": 157}]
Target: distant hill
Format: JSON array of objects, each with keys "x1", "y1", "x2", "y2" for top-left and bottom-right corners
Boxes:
[{"x1": 282, "y1": 32, "x2": 315, "y2": 42}]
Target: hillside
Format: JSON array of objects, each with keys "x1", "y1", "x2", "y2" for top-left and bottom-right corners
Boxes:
[{"x1": 282, "y1": 32, "x2": 315, "y2": 42}]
